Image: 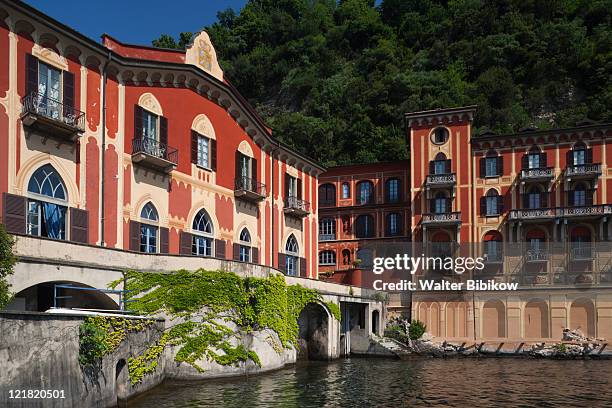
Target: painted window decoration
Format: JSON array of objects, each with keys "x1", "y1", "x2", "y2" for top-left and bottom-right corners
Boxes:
[
  {"x1": 197, "y1": 135, "x2": 210, "y2": 168},
  {"x1": 432, "y1": 127, "x2": 449, "y2": 144},
  {"x1": 27, "y1": 164, "x2": 67, "y2": 240},
  {"x1": 38, "y1": 63, "x2": 62, "y2": 120},
  {"x1": 319, "y1": 250, "x2": 336, "y2": 266},
  {"x1": 239, "y1": 228, "x2": 251, "y2": 263},
  {"x1": 192, "y1": 209, "x2": 214, "y2": 256},
  {"x1": 285, "y1": 234, "x2": 299, "y2": 276},
  {"x1": 140, "y1": 202, "x2": 158, "y2": 253}
]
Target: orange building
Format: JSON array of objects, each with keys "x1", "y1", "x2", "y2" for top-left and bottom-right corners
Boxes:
[{"x1": 0, "y1": 1, "x2": 322, "y2": 310}]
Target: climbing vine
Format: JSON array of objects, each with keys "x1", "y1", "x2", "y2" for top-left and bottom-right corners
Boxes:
[{"x1": 105, "y1": 269, "x2": 336, "y2": 385}]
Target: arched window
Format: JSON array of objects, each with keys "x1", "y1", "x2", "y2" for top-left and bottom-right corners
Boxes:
[
  {"x1": 140, "y1": 202, "x2": 158, "y2": 253},
  {"x1": 570, "y1": 142, "x2": 589, "y2": 166},
  {"x1": 386, "y1": 212, "x2": 401, "y2": 236},
  {"x1": 570, "y1": 182, "x2": 591, "y2": 207},
  {"x1": 386, "y1": 178, "x2": 400, "y2": 203},
  {"x1": 318, "y1": 183, "x2": 336, "y2": 207},
  {"x1": 192, "y1": 209, "x2": 214, "y2": 256},
  {"x1": 431, "y1": 152, "x2": 449, "y2": 175},
  {"x1": 239, "y1": 228, "x2": 251, "y2": 262},
  {"x1": 27, "y1": 164, "x2": 68, "y2": 239},
  {"x1": 285, "y1": 234, "x2": 299, "y2": 276},
  {"x1": 342, "y1": 182, "x2": 351, "y2": 199},
  {"x1": 319, "y1": 218, "x2": 336, "y2": 241},
  {"x1": 355, "y1": 214, "x2": 375, "y2": 238},
  {"x1": 483, "y1": 231, "x2": 503, "y2": 262},
  {"x1": 482, "y1": 189, "x2": 501, "y2": 216},
  {"x1": 356, "y1": 181, "x2": 374, "y2": 205},
  {"x1": 432, "y1": 127, "x2": 449, "y2": 144},
  {"x1": 319, "y1": 250, "x2": 336, "y2": 266},
  {"x1": 342, "y1": 249, "x2": 351, "y2": 265},
  {"x1": 481, "y1": 150, "x2": 501, "y2": 178}
]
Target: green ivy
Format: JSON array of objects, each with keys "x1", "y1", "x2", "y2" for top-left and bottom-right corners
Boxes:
[
  {"x1": 0, "y1": 224, "x2": 16, "y2": 309},
  {"x1": 108, "y1": 269, "x2": 337, "y2": 385}
]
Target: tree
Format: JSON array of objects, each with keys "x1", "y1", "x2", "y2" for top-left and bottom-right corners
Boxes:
[
  {"x1": 0, "y1": 224, "x2": 16, "y2": 308},
  {"x1": 152, "y1": 32, "x2": 194, "y2": 50}
]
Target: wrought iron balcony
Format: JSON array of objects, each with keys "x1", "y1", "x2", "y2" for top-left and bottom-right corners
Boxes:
[
  {"x1": 520, "y1": 167, "x2": 554, "y2": 181},
  {"x1": 284, "y1": 196, "x2": 310, "y2": 217},
  {"x1": 319, "y1": 233, "x2": 336, "y2": 241},
  {"x1": 21, "y1": 92, "x2": 85, "y2": 140},
  {"x1": 560, "y1": 204, "x2": 611, "y2": 218},
  {"x1": 526, "y1": 249, "x2": 548, "y2": 262},
  {"x1": 509, "y1": 208, "x2": 555, "y2": 221},
  {"x1": 565, "y1": 163, "x2": 601, "y2": 179},
  {"x1": 422, "y1": 212, "x2": 461, "y2": 225},
  {"x1": 571, "y1": 246, "x2": 593, "y2": 261},
  {"x1": 484, "y1": 249, "x2": 504, "y2": 263},
  {"x1": 234, "y1": 177, "x2": 266, "y2": 202},
  {"x1": 131, "y1": 136, "x2": 178, "y2": 173},
  {"x1": 425, "y1": 173, "x2": 456, "y2": 187}
]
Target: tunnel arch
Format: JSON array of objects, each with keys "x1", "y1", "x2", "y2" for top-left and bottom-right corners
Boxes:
[{"x1": 297, "y1": 301, "x2": 332, "y2": 360}]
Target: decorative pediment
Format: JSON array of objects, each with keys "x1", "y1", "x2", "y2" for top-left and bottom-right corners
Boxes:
[
  {"x1": 192, "y1": 114, "x2": 216, "y2": 139},
  {"x1": 185, "y1": 31, "x2": 223, "y2": 81}
]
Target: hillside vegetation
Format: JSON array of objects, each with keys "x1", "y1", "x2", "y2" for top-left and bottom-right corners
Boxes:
[{"x1": 153, "y1": 0, "x2": 612, "y2": 166}]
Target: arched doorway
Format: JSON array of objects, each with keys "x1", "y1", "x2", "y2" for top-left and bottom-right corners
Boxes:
[
  {"x1": 115, "y1": 358, "x2": 128, "y2": 406},
  {"x1": 372, "y1": 310, "x2": 380, "y2": 335},
  {"x1": 297, "y1": 303, "x2": 329, "y2": 360},
  {"x1": 482, "y1": 300, "x2": 506, "y2": 338},
  {"x1": 524, "y1": 300, "x2": 549, "y2": 339},
  {"x1": 3, "y1": 281, "x2": 119, "y2": 312},
  {"x1": 570, "y1": 298, "x2": 595, "y2": 337},
  {"x1": 445, "y1": 302, "x2": 467, "y2": 338},
  {"x1": 429, "y1": 302, "x2": 440, "y2": 337}
]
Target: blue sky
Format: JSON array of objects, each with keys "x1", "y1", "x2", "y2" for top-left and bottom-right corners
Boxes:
[{"x1": 23, "y1": 0, "x2": 247, "y2": 46}]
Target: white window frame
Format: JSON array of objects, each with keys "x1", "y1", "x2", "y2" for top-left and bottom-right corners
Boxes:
[{"x1": 197, "y1": 134, "x2": 210, "y2": 168}]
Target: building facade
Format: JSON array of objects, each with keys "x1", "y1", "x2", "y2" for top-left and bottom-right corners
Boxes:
[{"x1": 0, "y1": 1, "x2": 322, "y2": 311}]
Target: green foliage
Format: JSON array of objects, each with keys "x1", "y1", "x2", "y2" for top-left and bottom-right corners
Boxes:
[
  {"x1": 152, "y1": 32, "x2": 194, "y2": 49},
  {"x1": 154, "y1": 0, "x2": 611, "y2": 166},
  {"x1": 118, "y1": 269, "x2": 333, "y2": 385},
  {"x1": 553, "y1": 343, "x2": 568, "y2": 353},
  {"x1": 324, "y1": 301, "x2": 341, "y2": 321},
  {"x1": 409, "y1": 319, "x2": 427, "y2": 340},
  {"x1": 0, "y1": 224, "x2": 16, "y2": 308},
  {"x1": 384, "y1": 324, "x2": 408, "y2": 343},
  {"x1": 78, "y1": 316, "x2": 155, "y2": 366}
]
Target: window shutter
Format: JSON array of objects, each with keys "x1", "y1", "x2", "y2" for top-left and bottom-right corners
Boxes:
[
  {"x1": 396, "y1": 213, "x2": 403, "y2": 235},
  {"x1": 159, "y1": 116, "x2": 168, "y2": 148},
  {"x1": 215, "y1": 239, "x2": 226, "y2": 258},
  {"x1": 521, "y1": 155, "x2": 528, "y2": 169},
  {"x1": 445, "y1": 199, "x2": 451, "y2": 213},
  {"x1": 566, "y1": 150, "x2": 573, "y2": 167},
  {"x1": 497, "y1": 195, "x2": 504, "y2": 213},
  {"x1": 252, "y1": 247, "x2": 259, "y2": 264},
  {"x1": 210, "y1": 139, "x2": 217, "y2": 171},
  {"x1": 497, "y1": 156, "x2": 503, "y2": 176},
  {"x1": 129, "y1": 221, "x2": 140, "y2": 251},
  {"x1": 159, "y1": 227, "x2": 169, "y2": 254},
  {"x1": 235, "y1": 151, "x2": 241, "y2": 185},
  {"x1": 429, "y1": 161, "x2": 435, "y2": 174},
  {"x1": 586, "y1": 190, "x2": 594, "y2": 206},
  {"x1": 567, "y1": 191, "x2": 574, "y2": 207},
  {"x1": 233, "y1": 242, "x2": 240, "y2": 261},
  {"x1": 251, "y1": 157, "x2": 257, "y2": 185},
  {"x1": 70, "y1": 207, "x2": 88, "y2": 244},
  {"x1": 522, "y1": 194, "x2": 529, "y2": 209},
  {"x1": 540, "y1": 152, "x2": 547, "y2": 167},
  {"x1": 297, "y1": 178, "x2": 302, "y2": 199},
  {"x1": 479, "y1": 158, "x2": 486, "y2": 178},
  {"x1": 385, "y1": 214, "x2": 391, "y2": 236},
  {"x1": 480, "y1": 196, "x2": 486, "y2": 215},
  {"x1": 134, "y1": 105, "x2": 143, "y2": 140},
  {"x1": 191, "y1": 131, "x2": 198, "y2": 164},
  {"x1": 26, "y1": 54, "x2": 38, "y2": 96},
  {"x1": 445, "y1": 159, "x2": 451, "y2": 174},
  {"x1": 541, "y1": 193, "x2": 548, "y2": 208},
  {"x1": 429, "y1": 199, "x2": 435, "y2": 213},
  {"x1": 2, "y1": 193, "x2": 26, "y2": 234},
  {"x1": 179, "y1": 231, "x2": 192, "y2": 254},
  {"x1": 63, "y1": 70, "x2": 75, "y2": 112},
  {"x1": 299, "y1": 257, "x2": 307, "y2": 278},
  {"x1": 587, "y1": 149, "x2": 593, "y2": 164},
  {"x1": 285, "y1": 174, "x2": 290, "y2": 199},
  {"x1": 278, "y1": 253, "x2": 286, "y2": 273}
]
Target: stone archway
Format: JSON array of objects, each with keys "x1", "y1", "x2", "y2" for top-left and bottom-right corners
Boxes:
[
  {"x1": 482, "y1": 299, "x2": 506, "y2": 339},
  {"x1": 524, "y1": 300, "x2": 549, "y2": 339},
  {"x1": 297, "y1": 303, "x2": 330, "y2": 360},
  {"x1": 570, "y1": 298, "x2": 596, "y2": 338}
]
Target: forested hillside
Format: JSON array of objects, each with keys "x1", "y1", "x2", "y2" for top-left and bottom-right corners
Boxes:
[{"x1": 153, "y1": 0, "x2": 611, "y2": 166}]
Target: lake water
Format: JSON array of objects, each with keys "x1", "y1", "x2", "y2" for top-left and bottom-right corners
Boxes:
[{"x1": 129, "y1": 357, "x2": 612, "y2": 407}]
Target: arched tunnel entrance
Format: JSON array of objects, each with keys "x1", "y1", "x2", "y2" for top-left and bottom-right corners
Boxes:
[
  {"x1": 3, "y1": 281, "x2": 119, "y2": 312},
  {"x1": 297, "y1": 302, "x2": 330, "y2": 360}
]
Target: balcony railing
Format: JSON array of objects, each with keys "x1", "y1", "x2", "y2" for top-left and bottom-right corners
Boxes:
[
  {"x1": 234, "y1": 177, "x2": 266, "y2": 202},
  {"x1": 565, "y1": 163, "x2": 601, "y2": 178},
  {"x1": 21, "y1": 92, "x2": 85, "y2": 138},
  {"x1": 571, "y1": 246, "x2": 593, "y2": 260},
  {"x1": 520, "y1": 167, "x2": 554, "y2": 180},
  {"x1": 561, "y1": 204, "x2": 611, "y2": 217},
  {"x1": 422, "y1": 212, "x2": 461, "y2": 225},
  {"x1": 319, "y1": 233, "x2": 336, "y2": 241},
  {"x1": 284, "y1": 196, "x2": 310, "y2": 217},
  {"x1": 132, "y1": 136, "x2": 178, "y2": 173},
  {"x1": 509, "y1": 208, "x2": 556, "y2": 221},
  {"x1": 425, "y1": 173, "x2": 456, "y2": 186},
  {"x1": 526, "y1": 249, "x2": 548, "y2": 262},
  {"x1": 484, "y1": 249, "x2": 504, "y2": 263}
]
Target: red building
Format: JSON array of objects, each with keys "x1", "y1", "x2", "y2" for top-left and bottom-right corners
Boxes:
[{"x1": 0, "y1": 0, "x2": 323, "y2": 300}]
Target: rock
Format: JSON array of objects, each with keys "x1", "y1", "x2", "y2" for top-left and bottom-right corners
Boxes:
[{"x1": 420, "y1": 332, "x2": 434, "y2": 342}]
